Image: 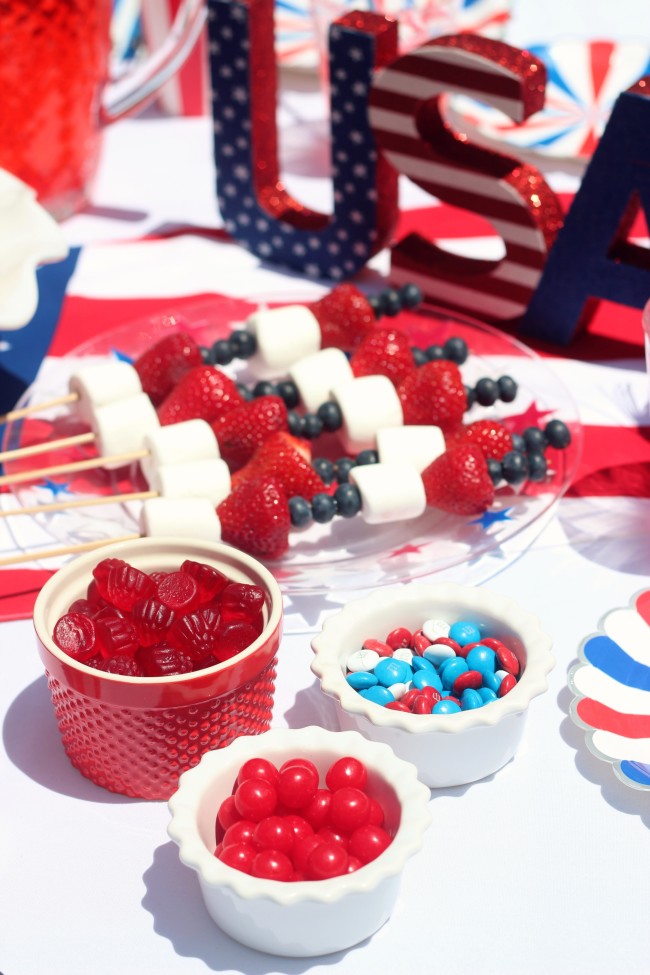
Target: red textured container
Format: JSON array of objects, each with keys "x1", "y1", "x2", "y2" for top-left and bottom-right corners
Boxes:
[{"x1": 33, "y1": 538, "x2": 283, "y2": 800}]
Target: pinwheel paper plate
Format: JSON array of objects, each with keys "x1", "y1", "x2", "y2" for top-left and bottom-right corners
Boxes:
[{"x1": 569, "y1": 590, "x2": 650, "y2": 791}]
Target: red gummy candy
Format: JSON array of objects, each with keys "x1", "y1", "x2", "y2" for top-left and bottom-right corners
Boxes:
[
  {"x1": 68, "y1": 598, "x2": 96, "y2": 617},
  {"x1": 156, "y1": 571, "x2": 199, "y2": 614},
  {"x1": 92, "y1": 557, "x2": 128, "y2": 586},
  {"x1": 96, "y1": 615, "x2": 139, "y2": 659},
  {"x1": 135, "y1": 643, "x2": 194, "y2": 677},
  {"x1": 97, "y1": 654, "x2": 144, "y2": 677},
  {"x1": 220, "y1": 582, "x2": 265, "y2": 625},
  {"x1": 132, "y1": 597, "x2": 176, "y2": 647},
  {"x1": 86, "y1": 579, "x2": 108, "y2": 608},
  {"x1": 53, "y1": 612, "x2": 98, "y2": 663},
  {"x1": 214, "y1": 621, "x2": 260, "y2": 662},
  {"x1": 103, "y1": 563, "x2": 155, "y2": 612},
  {"x1": 169, "y1": 606, "x2": 220, "y2": 661},
  {"x1": 180, "y1": 559, "x2": 229, "y2": 603}
]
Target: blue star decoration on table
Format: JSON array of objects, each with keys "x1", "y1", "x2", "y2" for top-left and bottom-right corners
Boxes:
[
  {"x1": 41, "y1": 479, "x2": 71, "y2": 498},
  {"x1": 470, "y1": 507, "x2": 514, "y2": 530},
  {"x1": 111, "y1": 347, "x2": 134, "y2": 365}
]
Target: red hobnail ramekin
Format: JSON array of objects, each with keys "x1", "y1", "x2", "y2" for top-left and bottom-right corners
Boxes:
[{"x1": 33, "y1": 537, "x2": 283, "y2": 800}]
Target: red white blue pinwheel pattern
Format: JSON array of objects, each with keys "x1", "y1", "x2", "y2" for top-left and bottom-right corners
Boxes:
[{"x1": 569, "y1": 589, "x2": 650, "y2": 791}]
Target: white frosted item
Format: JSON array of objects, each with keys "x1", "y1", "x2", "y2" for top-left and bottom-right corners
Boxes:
[
  {"x1": 0, "y1": 168, "x2": 68, "y2": 329},
  {"x1": 289, "y1": 347, "x2": 354, "y2": 413},
  {"x1": 245, "y1": 304, "x2": 321, "y2": 377},
  {"x1": 91, "y1": 392, "x2": 159, "y2": 468},
  {"x1": 140, "y1": 497, "x2": 222, "y2": 541},
  {"x1": 350, "y1": 462, "x2": 426, "y2": 525},
  {"x1": 147, "y1": 457, "x2": 231, "y2": 507},
  {"x1": 423, "y1": 643, "x2": 456, "y2": 666},
  {"x1": 393, "y1": 648, "x2": 414, "y2": 665},
  {"x1": 422, "y1": 618, "x2": 451, "y2": 642},
  {"x1": 139, "y1": 418, "x2": 220, "y2": 483},
  {"x1": 388, "y1": 682, "x2": 409, "y2": 700},
  {"x1": 346, "y1": 648, "x2": 380, "y2": 672},
  {"x1": 69, "y1": 360, "x2": 143, "y2": 426},
  {"x1": 332, "y1": 375, "x2": 404, "y2": 453},
  {"x1": 377, "y1": 425, "x2": 445, "y2": 473}
]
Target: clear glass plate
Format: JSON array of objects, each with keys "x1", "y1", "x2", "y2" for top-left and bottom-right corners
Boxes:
[{"x1": 2, "y1": 296, "x2": 582, "y2": 603}]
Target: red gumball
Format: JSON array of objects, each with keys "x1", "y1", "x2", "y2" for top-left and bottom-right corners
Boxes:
[
  {"x1": 234, "y1": 777, "x2": 278, "y2": 822},
  {"x1": 218, "y1": 843, "x2": 256, "y2": 874},
  {"x1": 302, "y1": 789, "x2": 332, "y2": 831},
  {"x1": 252, "y1": 816, "x2": 294, "y2": 855},
  {"x1": 325, "y1": 756, "x2": 368, "y2": 792},
  {"x1": 328, "y1": 788, "x2": 371, "y2": 833},
  {"x1": 349, "y1": 824, "x2": 392, "y2": 864},
  {"x1": 236, "y1": 757, "x2": 279, "y2": 789},
  {"x1": 293, "y1": 834, "x2": 324, "y2": 874},
  {"x1": 222, "y1": 819, "x2": 256, "y2": 848},
  {"x1": 276, "y1": 764, "x2": 319, "y2": 810},
  {"x1": 251, "y1": 849, "x2": 293, "y2": 882},
  {"x1": 306, "y1": 842, "x2": 349, "y2": 880}
]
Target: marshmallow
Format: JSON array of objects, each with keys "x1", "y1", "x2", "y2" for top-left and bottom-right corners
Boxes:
[
  {"x1": 91, "y1": 393, "x2": 159, "y2": 469},
  {"x1": 146, "y1": 457, "x2": 231, "y2": 507},
  {"x1": 350, "y1": 462, "x2": 426, "y2": 524},
  {"x1": 289, "y1": 347, "x2": 354, "y2": 413},
  {"x1": 376, "y1": 425, "x2": 446, "y2": 473},
  {"x1": 331, "y1": 375, "x2": 403, "y2": 453},
  {"x1": 139, "y1": 419, "x2": 220, "y2": 484},
  {"x1": 140, "y1": 497, "x2": 222, "y2": 541},
  {"x1": 245, "y1": 305, "x2": 321, "y2": 378},
  {"x1": 69, "y1": 361, "x2": 143, "y2": 426}
]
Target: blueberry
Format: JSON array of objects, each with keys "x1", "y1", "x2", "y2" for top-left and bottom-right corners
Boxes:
[
  {"x1": 335, "y1": 457, "x2": 355, "y2": 483},
  {"x1": 501, "y1": 450, "x2": 528, "y2": 485},
  {"x1": 486, "y1": 458, "x2": 503, "y2": 485},
  {"x1": 465, "y1": 385, "x2": 476, "y2": 409},
  {"x1": 312, "y1": 457, "x2": 336, "y2": 485},
  {"x1": 302, "y1": 413, "x2": 324, "y2": 439},
  {"x1": 474, "y1": 377, "x2": 499, "y2": 407},
  {"x1": 526, "y1": 451, "x2": 548, "y2": 482},
  {"x1": 379, "y1": 288, "x2": 402, "y2": 317},
  {"x1": 426, "y1": 344, "x2": 445, "y2": 361},
  {"x1": 356, "y1": 449, "x2": 378, "y2": 466},
  {"x1": 523, "y1": 426, "x2": 546, "y2": 452},
  {"x1": 210, "y1": 339, "x2": 233, "y2": 366},
  {"x1": 510, "y1": 433, "x2": 526, "y2": 453},
  {"x1": 288, "y1": 496, "x2": 312, "y2": 528},
  {"x1": 287, "y1": 411, "x2": 304, "y2": 437},
  {"x1": 317, "y1": 400, "x2": 343, "y2": 432},
  {"x1": 275, "y1": 379, "x2": 300, "y2": 409},
  {"x1": 497, "y1": 375, "x2": 518, "y2": 403},
  {"x1": 253, "y1": 380, "x2": 275, "y2": 398},
  {"x1": 399, "y1": 283, "x2": 422, "y2": 309},
  {"x1": 200, "y1": 345, "x2": 211, "y2": 363},
  {"x1": 412, "y1": 347, "x2": 428, "y2": 367},
  {"x1": 368, "y1": 294, "x2": 382, "y2": 319},
  {"x1": 545, "y1": 419, "x2": 571, "y2": 449},
  {"x1": 334, "y1": 483, "x2": 362, "y2": 518},
  {"x1": 229, "y1": 330, "x2": 256, "y2": 359},
  {"x1": 311, "y1": 493, "x2": 337, "y2": 523},
  {"x1": 443, "y1": 336, "x2": 468, "y2": 364}
]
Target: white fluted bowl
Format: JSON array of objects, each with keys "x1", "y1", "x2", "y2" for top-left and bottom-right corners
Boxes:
[
  {"x1": 311, "y1": 583, "x2": 554, "y2": 788},
  {"x1": 167, "y1": 726, "x2": 432, "y2": 956}
]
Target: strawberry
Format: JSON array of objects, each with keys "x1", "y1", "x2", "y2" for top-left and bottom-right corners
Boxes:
[
  {"x1": 212, "y1": 395, "x2": 288, "y2": 471},
  {"x1": 397, "y1": 359, "x2": 467, "y2": 433},
  {"x1": 134, "y1": 332, "x2": 203, "y2": 406},
  {"x1": 218, "y1": 475, "x2": 291, "y2": 560},
  {"x1": 350, "y1": 327, "x2": 415, "y2": 387},
  {"x1": 232, "y1": 432, "x2": 325, "y2": 500},
  {"x1": 421, "y1": 444, "x2": 494, "y2": 516},
  {"x1": 310, "y1": 284, "x2": 376, "y2": 352},
  {"x1": 448, "y1": 419, "x2": 513, "y2": 460},
  {"x1": 157, "y1": 365, "x2": 243, "y2": 426}
]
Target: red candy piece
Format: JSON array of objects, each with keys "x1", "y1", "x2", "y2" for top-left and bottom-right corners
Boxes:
[
  {"x1": 495, "y1": 642, "x2": 520, "y2": 676},
  {"x1": 97, "y1": 654, "x2": 144, "y2": 676},
  {"x1": 95, "y1": 615, "x2": 138, "y2": 659},
  {"x1": 156, "y1": 571, "x2": 199, "y2": 614},
  {"x1": 252, "y1": 816, "x2": 294, "y2": 855},
  {"x1": 385, "y1": 626, "x2": 412, "y2": 650},
  {"x1": 180, "y1": 559, "x2": 228, "y2": 603},
  {"x1": 329, "y1": 787, "x2": 371, "y2": 832},
  {"x1": 103, "y1": 562, "x2": 155, "y2": 612},
  {"x1": 432, "y1": 636, "x2": 462, "y2": 653},
  {"x1": 223, "y1": 819, "x2": 257, "y2": 848},
  {"x1": 453, "y1": 670, "x2": 483, "y2": 695},
  {"x1": 293, "y1": 834, "x2": 324, "y2": 873},
  {"x1": 214, "y1": 621, "x2": 260, "y2": 662},
  {"x1": 68, "y1": 598, "x2": 96, "y2": 617},
  {"x1": 325, "y1": 756, "x2": 368, "y2": 792},
  {"x1": 135, "y1": 643, "x2": 194, "y2": 677},
  {"x1": 303, "y1": 789, "x2": 332, "y2": 831},
  {"x1": 86, "y1": 579, "x2": 108, "y2": 608},
  {"x1": 251, "y1": 849, "x2": 293, "y2": 882},
  {"x1": 237, "y1": 758, "x2": 279, "y2": 789},
  {"x1": 168, "y1": 606, "x2": 219, "y2": 662},
  {"x1": 276, "y1": 763, "x2": 319, "y2": 810},
  {"x1": 234, "y1": 778, "x2": 278, "y2": 822},
  {"x1": 306, "y1": 842, "x2": 348, "y2": 880},
  {"x1": 498, "y1": 673, "x2": 517, "y2": 697},
  {"x1": 413, "y1": 695, "x2": 433, "y2": 715},
  {"x1": 53, "y1": 612, "x2": 98, "y2": 662},
  {"x1": 368, "y1": 797, "x2": 385, "y2": 828},
  {"x1": 348, "y1": 824, "x2": 392, "y2": 864},
  {"x1": 385, "y1": 701, "x2": 410, "y2": 712},
  {"x1": 401, "y1": 688, "x2": 421, "y2": 709},
  {"x1": 217, "y1": 794, "x2": 241, "y2": 835},
  {"x1": 317, "y1": 826, "x2": 349, "y2": 850},
  {"x1": 282, "y1": 814, "x2": 314, "y2": 844},
  {"x1": 92, "y1": 557, "x2": 127, "y2": 586},
  {"x1": 347, "y1": 856, "x2": 363, "y2": 873},
  {"x1": 220, "y1": 582, "x2": 265, "y2": 625},
  {"x1": 218, "y1": 843, "x2": 256, "y2": 874},
  {"x1": 412, "y1": 630, "x2": 431, "y2": 655},
  {"x1": 132, "y1": 596, "x2": 175, "y2": 646},
  {"x1": 362, "y1": 637, "x2": 392, "y2": 657}
]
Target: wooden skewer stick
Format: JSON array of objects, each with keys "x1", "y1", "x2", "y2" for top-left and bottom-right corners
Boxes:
[
  {"x1": 0, "y1": 391, "x2": 78, "y2": 426},
  {"x1": 0, "y1": 448, "x2": 149, "y2": 487},
  {"x1": 0, "y1": 533, "x2": 141, "y2": 567},
  {"x1": 0, "y1": 490, "x2": 157, "y2": 518},
  {"x1": 0, "y1": 431, "x2": 96, "y2": 464}
]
